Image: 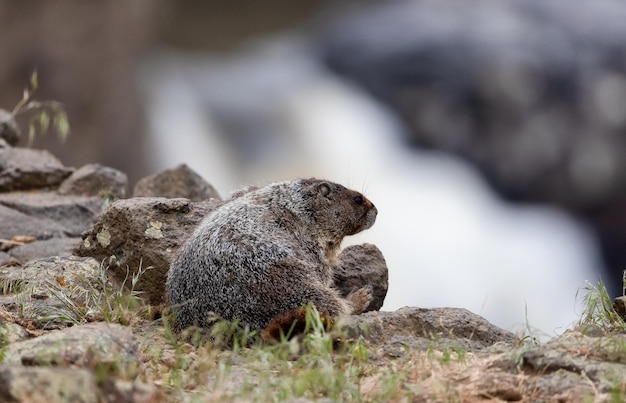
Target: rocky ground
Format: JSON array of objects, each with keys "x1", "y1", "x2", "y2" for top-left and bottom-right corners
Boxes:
[{"x1": 1, "y1": 139, "x2": 626, "y2": 402}]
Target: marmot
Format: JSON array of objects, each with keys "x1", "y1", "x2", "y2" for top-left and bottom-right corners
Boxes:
[{"x1": 165, "y1": 178, "x2": 377, "y2": 336}]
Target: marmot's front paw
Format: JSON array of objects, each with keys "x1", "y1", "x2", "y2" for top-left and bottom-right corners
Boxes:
[{"x1": 346, "y1": 285, "x2": 373, "y2": 314}]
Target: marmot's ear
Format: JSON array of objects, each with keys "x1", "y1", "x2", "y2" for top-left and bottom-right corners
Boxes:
[{"x1": 319, "y1": 182, "x2": 332, "y2": 198}]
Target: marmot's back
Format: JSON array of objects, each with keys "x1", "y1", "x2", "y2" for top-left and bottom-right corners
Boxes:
[{"x1": 165, "y1": 178, "x2": 377, "y2": 332}]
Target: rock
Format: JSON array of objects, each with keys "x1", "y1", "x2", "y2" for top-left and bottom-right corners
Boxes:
[
  {"x1": 0, "y1": 109, "x2": 19, "y2": 147},
  {"x1": 4, "y1": 322, "x2": 140, "y2": 377},
  {"x1": 0, "y1": 256, "x2": 108, "y2": 329},
  {"x1": 0, "y1": 365, "x2": 100, "y2": 403},
  {"x1": 99, "y1": 380, "x2": 166, "y2": 403},
  {"x1": 133, "y1": 163, "x2": 221, "y2": 202},
  {"x1": 334, "y1": 243, "x2": 388, "y2": 311},
  {"x1": 0, "y1": 191, "x2": 105, "y2": 237},
  {"x1": 0, "y1": 200, "x2": 84, "y2": 265},
  {"x1": 0, "y1": 364, "x2": 163, "y2": 403},
  {"x1": 58, "y1": 163, "x2": 128, "y2": 199},
  {"x1": 0, "y1": 190, "x2": 105, "y2": 265},
  {"x1": 8, "y1": 237, "x2": 81, "y2": 264},
  {"x1": 0, "y1": 321, "x2": 29, "y2": 344},
  {"x1": 613, "y1": 296, "x2": 626, "y2": 321},
  {"x1": 75, "y1": 197, "x2": 220, "y2": 305},
  {"x1": 0, "y1": 147, "x2": 73, "y2": 191},
  {"x1": 488, "y1": 330, "x2": 626, "y2": 400},
  {"x1": 342, "y1": 306, "x2": 516, "y2": 351},
  {"x1": 0, "y1": 251, "x2": 14, "y2": 267},
  {"x1": 0, "y1": 203, "x2": 68, "y2": 241},
  {"x1": 0, "y1": 161, "x2": 110, "y2": 264}
]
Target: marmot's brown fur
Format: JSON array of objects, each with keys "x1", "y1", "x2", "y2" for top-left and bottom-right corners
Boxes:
[{"x1": 165, "y1": 178, "x2": 377, "y2": 335}]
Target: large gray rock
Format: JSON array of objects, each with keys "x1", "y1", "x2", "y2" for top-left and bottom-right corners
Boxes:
[
  {"x1": 58, "y1": 163, "x2": 128, "y2": 199},
  {"x1": 486, "y1": 330, "x2": 626, "y2": 400},
  {"x1": 0, "y1": 191, "x2": 104, "y2": 237},
  {"x1": 0, "y1": 203, "x2": 68, "y2": 240},
  {"x1": 8, "y1": 237, "x2": 81, "y2": 264},
  {"x1": 4, "y1": 322, "x2": 140, "y2": 376},
  {"x1": 334, "y1": 243, "x2": 388, "y2": 311},
  {"x1": 132, "y1": 163, "x2": 220, "y2": 202},
  {"x1": 0, "y1": 366, "x2": 100, "y2": 403},
  {"x1": 0, "y1": 147, "x2": 73, "y2": 191},
  {"x1": 342, "y1": 306, "x2": 517, "y2": 351},
  {"x1": 0, "y1": 191, "x2": 104, "y2": 265},
  {"x1": 75, "y1": 197, "x2": 220, "y2": 305},
  {"x1": 0, "y1": 365, "x2": 163, "y2": 403}
]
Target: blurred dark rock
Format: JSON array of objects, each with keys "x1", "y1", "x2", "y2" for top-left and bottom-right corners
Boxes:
[
  {"x1": 0, "y1": 109, "x2": 19, "y2": 146},
  {"x1": 0, "y1": 147, "x2": 120, "y2": 266},
  {"x1": 0, "y1": 203, "x2": 68, "y2": 241},
  {"x1": 334, "y1": 243, "x2": 388, "y2": 312},
  {"x1": 0, "y1": 192, "x2": 104, "y2": 238},
  {"x1": 133, "y1": 163, "x2": 220, "y2": 201},
  {"x1": 8, "y1": 237, "x2": 81, "y2": 264},
  {"x1": 75, "y1": 197, "x2": 220, "y2": 305},
  {"x1": 58, "y1": 163, "x2": 128, "y2": 199},
  {"x1": 319, "y1": 0, "x2": 626, "y2": 296},
  {"x1": 0, "y1": 251, "x2": 13, "y2": 266},
  {"x1": 0, "y1": 191, "x2": 104, "y2": 265},
  {"x1": 0, "y1": 147, "x2": 73, "y2": 191}
]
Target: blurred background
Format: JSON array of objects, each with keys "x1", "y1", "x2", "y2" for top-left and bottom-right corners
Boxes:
[{"x1": 3, "y1": 0, "x2": 626, "y2": 337}]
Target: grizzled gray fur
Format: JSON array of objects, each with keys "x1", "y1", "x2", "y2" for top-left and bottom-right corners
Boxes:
[{"x1": 165, "y1": 178, "x2": 377, "y2": 331}]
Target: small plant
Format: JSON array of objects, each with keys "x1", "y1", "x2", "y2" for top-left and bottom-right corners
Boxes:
[
  {"x1": 577, "y1": 279, "x2": 626, "y2": 333},
  {"x1": 43, "y1": 260, "x2": 150, "y2": 326},
  {"x1": 99, "y1": 189, "x2": 118, "y2": 207},
  {"x1": 7, "y1": 71, "x2": 70, "y2": 145},
  {"x1": 99, "y1": 261, "x2": 152, "y2": 325},
  {"x1": 0, "y1": 278, "x2": 24, "y2": 295}
]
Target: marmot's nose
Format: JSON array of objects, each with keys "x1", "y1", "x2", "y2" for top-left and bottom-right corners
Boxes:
[{"x1": 364, "y1": 204, "x2": 377, "y2": 229}]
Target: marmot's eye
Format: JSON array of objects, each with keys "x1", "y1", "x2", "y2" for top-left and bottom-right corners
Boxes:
[{"x1": 353, "y1": 195, "x2": 364, "y2": 205}]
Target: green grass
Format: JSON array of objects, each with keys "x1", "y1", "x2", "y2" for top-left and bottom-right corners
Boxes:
[
  {"x1": 138, "y1": 305, "x2": 484, "y2": 402},
  {"x1": 141, "y1": 305, "x2": 409, "y2": 402},
  {"x1": 577, "y1": 278, "x2": 626, "y2": 333},
  {"x1": 42, "y1": 261, "x2": 151, "y2": 326},
  {"x1": 0, "y1": 278, "x2": 24, "y2": 295}
]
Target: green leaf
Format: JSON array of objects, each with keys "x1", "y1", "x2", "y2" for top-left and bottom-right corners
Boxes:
[
  {"x1": 53, "y1": 111, "x2": 70, "y2": 141},
  {"x1": 28, "y1": 121, "x2": 36, "y2": 145},
  {"x1": 38, "y1": 111, "x2": 50, "y2": 133},
  {"x1": 30, "y1": 71, "x2": 38, "y2": 91}
]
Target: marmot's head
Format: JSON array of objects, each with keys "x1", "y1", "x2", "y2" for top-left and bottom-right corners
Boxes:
[{"x1": 297, "y1": 179, "x2": 377, "y2": 247}]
